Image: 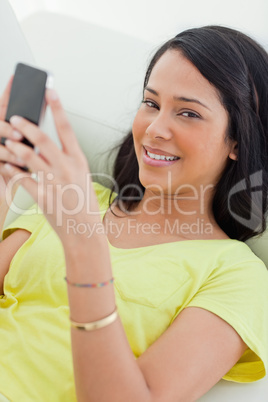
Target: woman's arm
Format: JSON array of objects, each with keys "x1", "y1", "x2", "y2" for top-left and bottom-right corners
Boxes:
[
  {"x1": 1, "y1": 91, "x2": 248, "y2": 401},
  {"x1": 0, "y1": 229, "x2": 31, "y2": 294},
  {"x1": 65, "y1": 239, "x2": 247, "y2": 402}
]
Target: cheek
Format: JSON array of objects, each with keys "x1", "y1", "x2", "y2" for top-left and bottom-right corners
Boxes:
[
  {"x1": 207, "y1": 131, "x2": 230, "y2": 161},
  {"x1": 132, "y1": 110, "x2": 146, "y2": 137},
  {"x1": 132, "y1": 112, "x2": 143, "y2": 158},
  {"x1": 200, "y1": 136, "x2": 231, "y2": 179},
  {"x1": 132, "y1": 110, "x2": 148, "y2": 150},
  {"x1": 178, "y1": 133, "x2": 206, "y2": 157},
  {"x1": 132, "y1": 114, "x2": 139, "y2": 138}
]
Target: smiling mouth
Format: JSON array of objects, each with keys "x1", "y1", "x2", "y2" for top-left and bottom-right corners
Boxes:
[{"x1": 144, "y1": 148, "x2": 180, "y2": 162}]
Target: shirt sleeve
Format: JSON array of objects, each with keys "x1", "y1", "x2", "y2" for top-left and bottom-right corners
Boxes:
[
  {"x1": 184, "y1": 258, "x2": 268, "y2": 382},
  {"x1": 2, "y1": 204, "x2": 44, "y2": 240},
  {"x1": 92, "y1": 182, "x2": 117, "y2": 216}
]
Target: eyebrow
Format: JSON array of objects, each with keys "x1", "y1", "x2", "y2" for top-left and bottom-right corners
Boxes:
[{"x1": 144, "y1": 86, "x2": 212, "y2": 111}]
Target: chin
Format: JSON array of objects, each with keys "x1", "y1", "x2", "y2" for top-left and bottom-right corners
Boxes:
[{"x1": 138, "y1": 172, "x2": 170, "y2": 195}]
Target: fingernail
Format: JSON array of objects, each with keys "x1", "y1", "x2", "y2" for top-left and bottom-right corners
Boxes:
[
  {"x1": 12, "y1": 130, "x2": 23, "y2": 140},
  {"x1": 15, "y1": 157, "x2": 25, "y2": 165},
  {"x1": 4, "y1": 163, "x2": 12, "y2": 171},
  {"x1": 47, "y1": 89, "x2": 58, "y2": 101},
  {"x1": 5, "y1": 139, "x2": 12, "y2": 148},
  {"x1": 10, "y1": 116, "x2": 22, "y2": 125}
]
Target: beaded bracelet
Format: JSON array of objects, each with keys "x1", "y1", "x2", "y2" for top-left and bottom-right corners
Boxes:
[
  {"x1": 70, "y1": 308, "x2": 118, "y2": 331},
  {"x1": 65, "y1": 277, "x2": 114, "y2": 288}
]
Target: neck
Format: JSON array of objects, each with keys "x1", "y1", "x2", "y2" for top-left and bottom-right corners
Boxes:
[
  {"x1": 133, "y1": 187, "x2": 225, "y2": 240},
  {"x1": 134, "y1": 186, "x2": 218, "y2": 228},
  {"x1": 112, "y1": 187, "x2": 229, "y2": 242}
]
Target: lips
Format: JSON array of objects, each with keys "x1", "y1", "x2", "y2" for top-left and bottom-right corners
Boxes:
[
  {"x1": 146, "y1": 150, "x2": 179, "y2": 161},
  {"x1": 144, "y1": 145, "x2": 179, "y2": 158},
  {"x1": 143, "y1": 146, "x2": 180, "y2": 167}
]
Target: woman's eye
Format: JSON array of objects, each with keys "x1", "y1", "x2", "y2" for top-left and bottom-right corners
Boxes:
[
  {"x1": 180, "y1": 111, "x2": 200, "y2": 118},
  {"x1": 142, "y1": 100, "x2": 158, "y2": 109}
]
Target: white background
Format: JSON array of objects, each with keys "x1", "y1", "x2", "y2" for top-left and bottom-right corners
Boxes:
[{"x1": 9, "y1": 0, "x2": 268, "y2": 47}]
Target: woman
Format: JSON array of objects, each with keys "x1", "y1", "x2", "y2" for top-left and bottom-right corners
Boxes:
[{"x1": 0, "y1": 25, "x2": 268, "y2": 401}]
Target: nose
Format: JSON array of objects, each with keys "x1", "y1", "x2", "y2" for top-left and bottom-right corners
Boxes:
[{"x1": 146, "y1": 113, "x2": 173, "y2": 140}]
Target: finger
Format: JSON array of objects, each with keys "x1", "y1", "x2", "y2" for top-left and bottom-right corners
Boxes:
[
  {"x1": 2, "y1": 162, "x2": 39, "y2": 201},
  {"x1": 0, "y1": 120, "x2": 23, "y2": 144},
  {"x1": 0, "y1": 145, "x2": 28, "y2": 168},
  {"x1": 0, "y1": 76, "x2": 14, "y2": 121},
  {"x1": 9, "y1": 116, "x2": 61, "y2": 166},
  {"x1": 0, "y1": 166, "x2": 20, "y2": 197},
  {"x1": 46, "y1": 89, "x2": 82, "y2": 156},
  {"x1": 5, "y1": 139, "x2": 49, "y2": 174},
  {"x1": 0, "y1": 121, "x2": 26, "y2": 167}
]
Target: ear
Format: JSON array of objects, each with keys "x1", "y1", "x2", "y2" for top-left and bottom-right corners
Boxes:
[{"x1": 229, "y1": 141, "x2": 238, "y2": 161}]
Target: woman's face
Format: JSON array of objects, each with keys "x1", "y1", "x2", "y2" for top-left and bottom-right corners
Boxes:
[{"x1": 132, "y1": 50, "x2": 237, "y2": 196}]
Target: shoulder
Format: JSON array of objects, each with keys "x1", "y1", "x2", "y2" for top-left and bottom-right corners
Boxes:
[
  {"x1": 92, "y1": 181, "x2": 117, "y2": 213},
  {"x1": 182, "y1": 238, "x2": 267, "y2": 274},
  {"x1": 183, "y1": 239, "x2": 268, "y2": 381},
  {"x1": 206, "y1": 239, "x2": 268, "y2": 283},
  {"x1": 184, "y1": 239, "x2": 268, "y2": 310},
  {"x1": 2, "y1": 204, "x2": 46, "y2": 240}
]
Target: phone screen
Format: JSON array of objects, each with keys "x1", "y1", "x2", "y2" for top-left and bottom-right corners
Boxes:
[
  {"x1": 4, "y1": 63, "x2": 49, "y2": 147},
  {"x1": 5, "y1": 63, "x2": 48, "y2": 125}
]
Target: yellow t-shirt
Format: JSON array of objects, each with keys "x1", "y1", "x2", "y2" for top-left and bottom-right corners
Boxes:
[{"x1": 0, "y1": 182, "x2": 268, "y2": 401}]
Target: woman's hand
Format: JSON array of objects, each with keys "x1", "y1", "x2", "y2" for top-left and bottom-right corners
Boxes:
[
  {"x1": 0, "y1": 77, "x2": 26, "y2": 232},
  {"x1": 1, "y1": 89, "x2": 101, "y2": 245}
]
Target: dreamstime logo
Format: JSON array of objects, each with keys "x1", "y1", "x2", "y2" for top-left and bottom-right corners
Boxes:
[{"x1": 228, "y1": 170, "x2": 263, "y2": 231}]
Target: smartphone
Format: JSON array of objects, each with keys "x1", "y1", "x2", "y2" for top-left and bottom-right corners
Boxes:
[{"x1": 2, "y1": 62, "x2": 53, "y2": 148}]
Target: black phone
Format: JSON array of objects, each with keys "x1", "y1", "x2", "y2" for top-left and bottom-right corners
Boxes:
[{"x1": 2, "y1": 62, "x2": 53, "y2": 148}]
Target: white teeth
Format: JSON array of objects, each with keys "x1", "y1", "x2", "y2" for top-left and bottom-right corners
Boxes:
[{"x1": 147, "y1": 150, "x2": 179, "y2": 161}]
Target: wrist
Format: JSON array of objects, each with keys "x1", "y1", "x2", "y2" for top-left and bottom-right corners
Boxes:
[
  {"x1": 61, "y1": 218, "x2": 106, "y2": 246},
  {"x1": 63, "y1": 230, "x2": 109, "y2": 264}
]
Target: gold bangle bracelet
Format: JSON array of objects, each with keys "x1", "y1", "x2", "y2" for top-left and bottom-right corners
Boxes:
[{"x1": 70, "y1": 308, "x2": 118, "y2": 331}]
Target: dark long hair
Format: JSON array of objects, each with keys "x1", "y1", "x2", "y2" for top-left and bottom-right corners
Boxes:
[{"x1": 110, "y1": 26, "x2": 268, "y2": 241}]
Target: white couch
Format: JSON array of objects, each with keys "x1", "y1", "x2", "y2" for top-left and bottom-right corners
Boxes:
[{"x1": 1, "y1": 1, "x2": 268, "y2": 400}]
